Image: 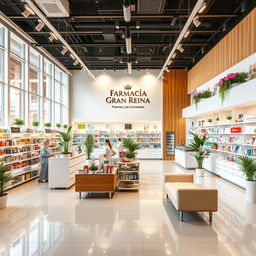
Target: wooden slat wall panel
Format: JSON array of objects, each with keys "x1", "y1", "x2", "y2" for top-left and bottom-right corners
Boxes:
[
  {"x1": 163, "y1": 70, "x2": 190, "y2": 160},
  {"x1": 188, "y1": 9, "x2": 256, "y2": 93}
]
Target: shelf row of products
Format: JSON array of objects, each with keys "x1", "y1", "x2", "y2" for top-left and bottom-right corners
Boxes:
[
  {"x1": 190, "y1": 126, "x2": 256, "y2": 134},
  {"x1": 207, "y1": 135, "x2": 256, "y2": 145},
  {"x1": 11, "y1": 170, "x2": 39, "y2": 186},
  {"x1": 119, "y1": 173, "x2": 139, "y2": 180}
]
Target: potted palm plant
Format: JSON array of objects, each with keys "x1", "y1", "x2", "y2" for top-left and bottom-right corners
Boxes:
[
  {"x1": 84, "y1": 134, "x2": 94, "y2": 165},
  {"x1": 237, "y1": 155, "x2": 256, "y2": 203},
  {"x1": 189, "y1": 132, "x2": 209, "y2": 177},
  {"x1": 122, "y1": 138, "x2": 141, "y2": 161},
  {"x1": 57, "y1": 126, "x2": 73, "y2": 158},
  {"x1": 0, "y1": 164, "x2": 13, "y2": 209}
]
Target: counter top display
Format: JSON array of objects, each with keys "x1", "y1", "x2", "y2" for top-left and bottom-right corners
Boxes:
[{"x1": 49, "y1": 153, "x2": 86, "y2": 189}]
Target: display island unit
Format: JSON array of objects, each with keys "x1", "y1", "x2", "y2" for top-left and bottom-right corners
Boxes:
[
  {"x1": 0, "y1": 132, "x2": 61, "y2": 190},
  {"x1": 118, "y1": 160, "x2": 140, "y2": 191},
  {"x1": 48, "y1": 153, "x2": 86, "y2": 189},
  {"x1": 183, "y1": 78, "x2": 256, "y2": 188}
]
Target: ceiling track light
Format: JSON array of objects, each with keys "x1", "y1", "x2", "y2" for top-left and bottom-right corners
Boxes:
[
  {"x1": 223, "y1": 23, "x2": 227, "y2": 32},
  {"x1": 201, "y1": 47, "x2": 205, "y2": 54},
  {"x1": 115, "y1": 21, "x2": 120, "y2": 29},
  {"x1": 136, "y1": 21, "x2": 140, "y2": 29},
  {"x1": 123, "y1": 0, "x2": 131, "y2": 22},
  {"x1": 171, "y1": 17, "x2": 178, "y2": 26},
  {"x1": 22, "y1": 4, "x2": 35, "y2": 18},
  {"x1": 125, "y1": 28, "x2": 132, "y2": 54},
  {"x1": 127, "y1": 62, "x2": 132, "y2": 74},
  {"x1": 241, "y1": 1, "x2": 246, "y2": 12},
  {"x1": 48, "y1": 32, "x2": 57, "y2": 42},
  {"x1": 61, "y1": 46, "x2": 68, "y2": 55},
  {"x1": 73, "y1": 60, "x2": 79, "y2": 66},
  {"x1": 70, "y1": 53, "x2": 75, "y2": 60},
  {"x1": 177, "y1": 44, "x2": 184, "y2": 53},
  {"x1": 198, "y1": 2, "x2": 206, "y2": 13},
  {"x1": 172, "y1": 52, "x2": 177, "y2": 59},
  {"x1": 119, "y1": 59, "x2": 123, "y2": 64},
  {"x1": 35, "y1": 20, "x2": 45, "y2": 31},
  {"x1": 168, "y1": 60, "x2": 172, "y2": 65},
  {"x1": 193, "y1": 16, "x2": 201, "y2": 27},
  {"x1": 184, "y1": 30, "x2": 190, "y2": 38}
]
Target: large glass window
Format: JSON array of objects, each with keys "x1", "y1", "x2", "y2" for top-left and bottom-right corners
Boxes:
[
  {"x1": 30, "y1": 48, "x2": 40, "y2": 68},
  {"x1": 0, "y1": 25, "x2": 5, "y2": 46},
  {"x1": 55, "y1": 103, "x2": 61, "y2": 125},
  {"x1": 10, "y1": 33, "x2": 25, "y2": 58},
  {"x1": 29, "y1": 94, "x2": 40, "y2": 126},
  {"x1": 0, "y1": 84, "x2": 4, "y2": 126},
  {"x1": 55, "y1": 81, "x2": 61, "y2": 103},
  {"x1": 44, "y1": 58, "x2": 53, "y2": 76},
  {"x1": 10, "y1": 87, "x2": 25, "y2": 124},
  {"x1": 10, "y1": 56, "x2": 24, "y2": 88},
  {"x1": 43, "y1": 75, "x2": 52, "y2": 99},
  {"x1": 29, "y1": 67, "x2": 40, "y2": 94},
  {"x1": 43, "y1": 99, "x2": 51, "y2": 124},
  {"x1": 0, "y1": 49, "x2": 4, "y2": 83}
]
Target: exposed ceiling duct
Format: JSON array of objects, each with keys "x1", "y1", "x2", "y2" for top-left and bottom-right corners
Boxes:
[
  {"x1": 123, "y1": 0, "x2": 131, "y2": 22},
  {"x1": 137, "y1": 0, "x2": 166, "y2": 14}
]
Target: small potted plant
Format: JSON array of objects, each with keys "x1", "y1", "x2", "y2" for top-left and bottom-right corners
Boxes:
[
  {"x1": 12, "y1": 118, "x2": 24, "y2": 127},
  {"x1": 57, "y1": 126, "x2": 73, "y2": 158},
  {"x1": 45, "y1": 122, "x2": 52, "y2": 128},
  {"x1": 208, "y1": 119, "x2": 212, "y2": 124},
  {"x1": 0, "y1": 164, "x2": 13, "y2": 209},
  {"x1": 63, "y1": 124, "x2": 68, "y2": 129},
  {"x1": 89, "y1": 162, "x2": 98, "y2": 173},
  {"x1": 84, "y1": 134, "x2": 94, "y2": 166},
  {"x1": 122, "y1": 138, "x2": 141, "y2": 161},
  {"x1": 56, "y1": 123, "x2": 61, "y2": 130},
  {"x1": 237, "y1": 155, "x2": 256, "y2": 203},
  {"x1": 216, "y1": 117, "x2": 220, "y2": 124},
  {"x1": 32, "y1": 121, "x2": 39, "y2": 132},
  {"x1": 226, "y1": 115, "x2": 232, "y2": 123},
  {"x1": 189, "y1": 132, "x2": 209, "y2": 177}
]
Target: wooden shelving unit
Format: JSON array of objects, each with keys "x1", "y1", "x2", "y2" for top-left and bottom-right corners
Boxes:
[
  {"x1": 0, "y1": 132, "x2": 60, "y2": 190},
  {"x1": 118, "y1": 160, "x2": 140, "y2": 191}
]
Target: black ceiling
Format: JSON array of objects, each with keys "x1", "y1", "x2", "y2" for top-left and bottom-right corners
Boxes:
[{"x1": 0, "y1": 0, "x2": 255, "y2": 71}]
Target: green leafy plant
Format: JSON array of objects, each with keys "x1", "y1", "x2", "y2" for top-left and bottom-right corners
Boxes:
[
  {"x1": 32, "y1": 121, "x2": 39, "y2": 127},
  {"x1": 56, "y1": 123, "x2": 61, "y2": 128},
  {"x1": 217, "y1": 72, "x2": 248, "y2": 103},
  {"x1": 57, "y1": 126, "x2": 73, "y2": 154},
  {"x1": 237, "y1": 155, "x2": 256, "y2": 181},
  {"x1": 84, "y1": 134, "x2": 94, "y2": 159},
  {"x1": 216, "y1": 117, "x2": 219, "y2": 121},
  {"x1": 189, "y1": 132, "x2": 209, "y2": 169},
  {"x1": 226, "y1": 115, "x2": 232, "y2": 120},
  {"x1": 192, "y1": 90, "x2": 213, "y2": 109},
  {"x1": 89, "y1": 164, "x2": 98, "y2": 171},
  {"x1": 63, "y1": 124, "x2": 68, "y2": 129},
  {"x1": 0, "y1": 164, "x2": 13, "y2": 197},
  {"x1": 44, "y1": 122, "x2": 52, "y2": 127},
  {"x1": 13, "y1": 119, "x2": 24, "y2": 126},
  {"x1": 125, "y1": 151, "x2": 136, "y2": 159},
  {"x1": 208, "y1": 119, "x2": 212, "y2": 123}
]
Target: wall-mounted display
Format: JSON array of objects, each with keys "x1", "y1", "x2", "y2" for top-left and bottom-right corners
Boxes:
[{"x1": 166, "y1": 132, "x2": 175, "y2": 156}]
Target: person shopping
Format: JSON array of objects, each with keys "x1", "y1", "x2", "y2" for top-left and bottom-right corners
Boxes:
[
  {"x1": 98, "y1": 139, "x2": 116, "y2": 171},
  {"x1": 39, "y1": 139, "x2": 53, "y2": 183}
]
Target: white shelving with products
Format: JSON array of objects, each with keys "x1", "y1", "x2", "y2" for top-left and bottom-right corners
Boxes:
[{"x1": 0, "y1": 132, "x2": 61, "y2": 190}]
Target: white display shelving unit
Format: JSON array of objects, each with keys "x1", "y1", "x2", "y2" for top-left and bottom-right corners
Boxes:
[
  {"x1": 118, "y1": 160, "x2": 140, "y2": 191},
  {"x1": 0, "y1": 132, "x2": 60, "y2": 190},
  {"x1": 183, "y1": 78, "x2": 256, "y2": 188},
  {"x1": 73, "y1": 130, "x2": 162, "y2": 159}
]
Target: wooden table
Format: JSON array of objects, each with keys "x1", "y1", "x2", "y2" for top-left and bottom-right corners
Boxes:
[{"x1": 75, "y1": 170, "x2": 118, "y2": 199}]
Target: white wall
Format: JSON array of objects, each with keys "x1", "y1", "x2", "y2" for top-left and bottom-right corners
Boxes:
[{"x1": 71, "y1": 70, "x2": 162, "y2": 122}]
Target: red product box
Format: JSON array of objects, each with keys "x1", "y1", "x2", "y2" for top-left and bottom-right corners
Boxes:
[
  {"x1": 201, "y1": 129, "x2": 207, "y2": 133},
  {"x1": 231, "y1": 127, "x2": 242, "y2": 133}
]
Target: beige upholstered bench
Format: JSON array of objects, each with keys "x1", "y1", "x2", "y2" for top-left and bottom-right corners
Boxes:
[{"x1": 164, "y1": 173, "x2": 218, "y2": 222}]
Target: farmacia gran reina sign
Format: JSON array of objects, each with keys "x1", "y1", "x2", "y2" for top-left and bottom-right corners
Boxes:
[{"x1": 105, "y1": 84, "x2": 150, "y2": 109}]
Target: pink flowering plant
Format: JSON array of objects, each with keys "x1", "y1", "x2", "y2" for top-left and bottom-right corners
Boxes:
[
  {"x1": 217, "y1": 72, "x2": 248, "y2": 103},
  {"x1": 193, "y1": 90, "x2": 213, "y2": 109}
]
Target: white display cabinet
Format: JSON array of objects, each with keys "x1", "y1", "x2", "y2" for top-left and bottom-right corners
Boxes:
[
  {"x1": 48, "y1": 153, "x2": 86, "y2": 189},
  {"x1": 184, "y1": 78, "x2": 256, "y2": 188}
]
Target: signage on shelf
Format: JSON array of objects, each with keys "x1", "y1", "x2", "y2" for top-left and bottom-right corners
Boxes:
[
  {"x1": 10, "y1": 127, "x2": 20, "y2": 133},
  {"x1": 45, "y1": 129, "x2": 52, "y2": 133},
  {"x1": 78, "y1": 124, "x2": 86, "y2": 129}
]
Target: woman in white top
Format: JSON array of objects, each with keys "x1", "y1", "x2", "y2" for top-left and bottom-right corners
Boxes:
[{"x1": 104, "y1": 139, "x2": 116, "y2": 161}]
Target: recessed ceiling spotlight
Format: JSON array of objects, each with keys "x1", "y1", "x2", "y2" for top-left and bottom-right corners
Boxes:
[
  {"x1": 35, "y1": 20, "x2": 45, "y2": 32},
  {"x1": 115, "y1": 21, "x2": 120, "y2": 29},
  {"x1": 172, "y1": 52, "x2": 177, "y2": 59},
  {"x1": 135, "y1": 59, "x2": 138, "y2": 64},
  {"x1": 171, "y1": 17, "x2": 178, "y2": 26},
  {"x1": 136, "y1": 21, "x2": 140, "y2": 29},
  {"x1": 22, "y1": 4, "x2": 35, "y2": 18},
  {"x1": 73, "y1": 60, "x2": 79, "y2": 66},
  {"x1": 119, "y1": 59, "x2": 123, "y2": 64},
  {"x1": 198, "y1": 2, "x2": 206, "y2": 13},
  {"x1": 177, "y1": 44, "x2": 184, "y2": 53},
  {"x1": 61, "y1": 46, "x2": 68, "y2": 55},
  {"x1": 193, "y1": 16, "x2": 201, "y2": 27},
  {"x1": 48, "y1": 32, "x2": 58, "y2": 42},
  {"x1": 184, "y1": 30, "x2": 190, "y2": 38}
]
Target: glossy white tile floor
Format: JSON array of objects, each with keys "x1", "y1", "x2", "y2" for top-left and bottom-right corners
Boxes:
[{"x1": 0, "y1": 160, "x2": 256, "y2": 256}]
